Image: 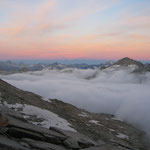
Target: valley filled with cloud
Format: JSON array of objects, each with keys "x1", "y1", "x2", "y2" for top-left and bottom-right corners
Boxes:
[{"x1": 1, "y1": 67, "x2": 150, "y2": 137}]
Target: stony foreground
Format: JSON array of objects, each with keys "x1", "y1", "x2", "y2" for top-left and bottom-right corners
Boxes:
[{"x1": 0, "y1": 106, "x2": 147, "y2": 150}]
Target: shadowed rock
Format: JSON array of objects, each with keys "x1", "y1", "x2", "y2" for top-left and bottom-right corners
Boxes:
[
  {"x1": 0, "y1": 136, "x2": 30, "y2": 150},
  {"x1": 50, "y1": 127, "x2": 97, "y2": 148},
  {"x1": 63, "y1": 138, "x2": 80, "y2": 149},
  {"x1": 22, "y1": 138, "x2": 67, "y2": 150},
  {"x1": 8, "y1": 127, "x2": 46, "y2": 141},
  {"x1": 5, "y1": 115, "x2": 67, "y2": 141}
]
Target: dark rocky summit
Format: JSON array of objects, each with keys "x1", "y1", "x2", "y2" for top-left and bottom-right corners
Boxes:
[
  {"x1": 100, "y1": 57, "x2": 150, "y2": 73},
  {"x1": 0, "y1": 79, "x2": 150, "y2": 150},
  {"x1": 114, "y1": 57, "x2": 144, "y2": 68}
]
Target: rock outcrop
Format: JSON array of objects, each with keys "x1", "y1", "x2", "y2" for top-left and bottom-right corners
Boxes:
[{"x1": 0, "y1": 109, "x2": 147, "y2": 150}]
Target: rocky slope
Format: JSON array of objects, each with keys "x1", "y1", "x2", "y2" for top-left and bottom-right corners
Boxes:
[
  {"x1": 0, "y1": 79, "x2": 149, "y2": 150},
  {"x1": 114, "y1": 57, "x2": 144, "y2": 67}
]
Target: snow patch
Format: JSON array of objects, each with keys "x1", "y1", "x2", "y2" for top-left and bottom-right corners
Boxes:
[
  {"x1": 42, "y1": 97, "x2": 51, "y2": 102},
  {"x1": 111, "y1": 117, "x2": 123, "y2": 121},
  {"x1": 89, "y1": 120, "x2": 103, "y2": 126},
  {"x1": 109, "y1": 128, "x2": 115, "y2": 132},
  {"x1": 128, "y1": 65, "x2": 138, "y2": 71},
  {"x1": 22, "y1": 105, "x2": 76, "y2": 132},
  {"x1": 104, "y1": 65, "x2": 122, "y2": 72},
  {"x1": 1, "y1": 102, "x2": 76, "y2": 132},
  {"x1": 117, "y1": 133, "x2": 129, "y2": 139},
  {"x1": 78, "y1": 112, "x2": 88, "y2": 117},
  {"x1": 3, "y1": 102, "x2": 23, "y2": 110}
]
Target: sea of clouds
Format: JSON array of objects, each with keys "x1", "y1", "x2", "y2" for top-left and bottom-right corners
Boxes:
[{"x1": 1, "y1": 67, "x2": 150, "y2": 137}]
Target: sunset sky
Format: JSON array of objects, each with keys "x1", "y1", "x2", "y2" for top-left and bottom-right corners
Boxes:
[{"x1": 0, "y1": 0, "x2": 150, "y2": 60}]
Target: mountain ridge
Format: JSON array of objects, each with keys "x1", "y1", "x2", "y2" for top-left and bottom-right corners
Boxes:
[
  {"x1": 114, "y1": 57, "x2": 144, "y2": 67},
  {"x1": 1, "y1": 57, "x2": 149, "y2": 74}
]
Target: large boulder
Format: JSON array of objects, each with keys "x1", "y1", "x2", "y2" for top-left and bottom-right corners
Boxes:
[
  {"x1": 63, "y1": 137, "x2": 80, "y2": 149},
  {"x1": 8, "y1": 127, "x2": 46, "y2": 141}
]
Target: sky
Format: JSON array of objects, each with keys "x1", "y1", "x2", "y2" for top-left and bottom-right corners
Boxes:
[{"x1": 0, "y1": 0, "x2": 150, "y2": 60}]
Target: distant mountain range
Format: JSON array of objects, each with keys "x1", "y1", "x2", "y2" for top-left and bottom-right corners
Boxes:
[
  {"x1": 0, "y1": 60, "x2": 113, "y2": 74},
  {"x1": 0, "y1": 57, "x2": 150, "y2": 74}
]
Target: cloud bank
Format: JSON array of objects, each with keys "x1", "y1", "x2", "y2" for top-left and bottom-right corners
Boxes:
[{"x1": 1, "y1": 67, "x2": 150, "y2": 137}]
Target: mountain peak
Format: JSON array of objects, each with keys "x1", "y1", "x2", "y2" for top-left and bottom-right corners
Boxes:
[{"x1": 114, "y1": 57, "x2": 144, "y2": 67}]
